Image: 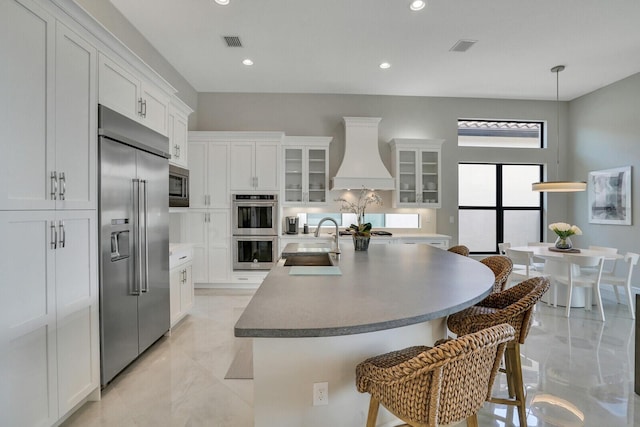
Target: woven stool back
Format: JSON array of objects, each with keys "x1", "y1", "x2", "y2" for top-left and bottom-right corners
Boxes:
[
  {"x1": 356, "y1": 323, "x2": 515, "y2": 426},
  {"x1": 447, "y1": 245, "x2": 470, "y2": 256},
  {"x1": 447, "y1": 276, "x2": 550, "y2": 344},
  {"x1": 480, "y1": 255, "x2": 513, "y2": 293}
]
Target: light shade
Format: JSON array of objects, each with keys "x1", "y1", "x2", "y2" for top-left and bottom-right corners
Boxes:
[{"x1": 532, "y1": 181, "x2": 587, "y2": 192}]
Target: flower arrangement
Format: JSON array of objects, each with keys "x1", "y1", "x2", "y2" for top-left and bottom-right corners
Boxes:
[
  {"x1": 548, "y1": 222, "x2": 582, "y2": 239},
  {"x1": 335, "y1": 188, "x2": 383, "y2": 237},
  {"x1": 549, "y1": 222, "x2": 582, "y2": 249}
]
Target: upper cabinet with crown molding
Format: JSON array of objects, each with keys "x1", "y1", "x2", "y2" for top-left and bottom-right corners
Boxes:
[
  {"x1": 389, "y1": 139, "x2": 444, "y2": 208},
  {"x1": 98, "y1": 52, "x2": 171, "y2": 136}
]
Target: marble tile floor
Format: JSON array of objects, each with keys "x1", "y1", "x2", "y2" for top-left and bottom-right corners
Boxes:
[{"x1": 62, "y1": 289, "x2": 640, "y2": 427}]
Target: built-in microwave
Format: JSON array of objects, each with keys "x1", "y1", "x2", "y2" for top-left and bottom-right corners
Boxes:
[
  {"x1": 232, "y1": 194, "x2": 278, "y2": 236},
  {"x1": 169, "y1": 164, "x2": 189, "y2": 207}
]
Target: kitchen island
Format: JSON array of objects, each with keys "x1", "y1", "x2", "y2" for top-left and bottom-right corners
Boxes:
[{"x1": 235, "y1": 243, "x2": 494, "y2": 427}]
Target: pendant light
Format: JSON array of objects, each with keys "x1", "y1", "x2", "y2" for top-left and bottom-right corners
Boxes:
[{"x1": 532, "y1": 65, "x2": 586, "y2": 192}]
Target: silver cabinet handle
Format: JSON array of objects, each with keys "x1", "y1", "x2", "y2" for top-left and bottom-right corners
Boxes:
[
  {"x1": 50, "y1": 221, "x2": 57, "y2": 249},
  {"x1": 142, "y1": 99, "x2": 147, "y2": 118},
  {"x1": 176, "y1": 145, "x2": 181, "y2": 158},
  {"x1": 59, "y1": 172, "x2": 66, "y2": 200},
  {"x1": 58, "y1": 221, "x2": 65, "y2": 248},
  {"x1": 138, "y1": 98, "x2": 144, "y2": 117},
  {"x1": 50, "y1": 171, "x2": 58, "y2": 200}
]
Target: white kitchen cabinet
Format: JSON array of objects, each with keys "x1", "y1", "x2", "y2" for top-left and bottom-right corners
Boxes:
[
  {"x1": 168, "y1": 97, "x2": 193, "y2": 168},
  {"x1": 229, "y1": 135, "x2": 282, "y2": 191},
  {"x1": 389, "y1": 139, "x2": 444, "y2": 208},
  {"x1": 0, "y1": 209, "x2": 98, "y2": 426},
  {"x1": 98, "y1": 52, "x2": 170, "y2": 136},
  {"x1": 180, "y1": 210, "x2": 230, "y2": 284},
  {"x1": 282, "y1": 136, "x2": 332, "y2": 206},
  {"x1": 188, "y1": 137, "x2": 229, "y2": 208},
  {"x1": 169, "y1": 246, "x2": 193, "y2": 327},
  {"x1": 1, "y1": 1, "x2": 96, "y2": 211}
]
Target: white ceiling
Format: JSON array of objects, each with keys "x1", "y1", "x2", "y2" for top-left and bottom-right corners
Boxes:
[{"x1": 110, "y1": 0, "x2": 640, "y2": 101}]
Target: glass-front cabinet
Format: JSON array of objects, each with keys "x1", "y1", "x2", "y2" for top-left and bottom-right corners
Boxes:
[
  {"x1": 282, "y1": 136, "x2": 332, "y2": 206},
  {"x1": 389, "y1": 139, "x2": 444, "y2": 208}
]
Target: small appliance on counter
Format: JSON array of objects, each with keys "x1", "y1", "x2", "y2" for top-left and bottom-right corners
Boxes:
[{"x1": 285, "y1": 216, "x2": 299, "y2": 234}]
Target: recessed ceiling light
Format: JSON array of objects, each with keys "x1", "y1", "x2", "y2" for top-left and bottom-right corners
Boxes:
[
  {"x1": 242, "y1": 59, "x2": 254, "y2": 66},
  {"x1": 379, "y1": 62, "x2": 391, "y2": 69},
  {"x1": 409, "y1": 1, "x2": 426, "y2": 11},
  {"x1": 214, "y1": 0, "x2": 230, "y2": 5}
]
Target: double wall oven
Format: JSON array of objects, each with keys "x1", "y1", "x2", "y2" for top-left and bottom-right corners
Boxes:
[{"x1": 232, "y1": 194, "x2": 278, "y2": 270}]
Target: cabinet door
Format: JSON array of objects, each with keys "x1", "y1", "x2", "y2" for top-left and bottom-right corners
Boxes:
[
  {"x1": 0, "y1": 0, "x2": 55, "y2": 210},
  {"x1": 419, "y1": 150, "x2": 440, "y2": 207},
  {"x1": 188, "y1": 141, "x2": 208, "y2": 208},
  {"x1": 169, "y1": 267, "x2": 182, "y2": 325},
  {"x1": 0, "y1": 211, "x2": 57, "y2": 427},
  {"x1": 181, "y1": 211, "x2": 208, "y2": 283},
  {"x1": 209, "y1": 143, "x2": 229, "y2": 207},
  {"x1": 98, "y1": 53, "x2": 141, "y2": 121},
  {"x1": 209, "y1": 247, "x2": 230, "y2": 283},
  {"x1": 230, "y1": 142, "x2": 255, "y2": 190},
  {"x1": 307, "y1": 148, "x2": 327, "y2": 204},
  {"x1": 397, "y1": 150, "x2": 419, "y2": 205},
  {"x1": 55, "y1": 211, "x2": 99, "y2": 415},
  {"x1": 55, "y1": 23, "x2": 97, "y2": 210},
  {"x1": 283, "y1": 147, "x2": 304, "y2": 204},
  {"x1": 208, "y1": 211, "x2": 230, "y2": 283},
  {"x1": 180, "y1": 264, "x2": 194, "y2": 314},
  {"x1": 140, "y1": 82, "x2": 169, "y2": 136},
  {"x1": 255, "y1": 143, "x2": 279, "y2": 190},
  {"x1": 169, "y1": 109, "x2": 188, "y2": 168}
]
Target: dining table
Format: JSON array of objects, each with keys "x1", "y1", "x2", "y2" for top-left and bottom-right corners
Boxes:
[{"x1": 510, "y1": 245, "x2": 622, "y2": 308}]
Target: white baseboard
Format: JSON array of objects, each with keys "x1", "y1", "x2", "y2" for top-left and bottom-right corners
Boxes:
[{"x1": 195, "y1": 282, "x2": 260, "y2": 290}]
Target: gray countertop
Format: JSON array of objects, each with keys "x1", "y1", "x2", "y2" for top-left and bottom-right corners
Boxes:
[{"x1": 234, "y1": 244, "x2": 494, "y2": 338}]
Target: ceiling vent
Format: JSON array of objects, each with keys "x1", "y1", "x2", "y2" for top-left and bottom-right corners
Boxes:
[
  {"x1": 449, "y1": 39, "x2": 477, "y2": 52},
  {"x1": 223, "y1": 36, "x2": 243, "y2": 47}
]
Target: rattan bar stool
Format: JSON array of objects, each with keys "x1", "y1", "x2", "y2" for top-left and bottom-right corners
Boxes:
[
  {"x1": 447, "y1": 245, "x2": 470, "y2": 256},
  {"x1": 480, "y1": 255, "x2": 513, "y2": 293},
  {"x1": 356, "y1": 323, "x2": 515, "y2": 427},
  {"x1": 446, "y1": 277, "x2": 550, "y2": 427}
]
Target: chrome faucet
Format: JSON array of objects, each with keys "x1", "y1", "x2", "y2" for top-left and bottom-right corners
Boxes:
[{"x1": 315, "y1": 217, "x2": 341, "y2": 256}]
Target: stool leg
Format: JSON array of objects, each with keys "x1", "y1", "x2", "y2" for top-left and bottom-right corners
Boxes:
[
  {"x1": 466, "y1": 413, "x2": 479, "y2": 427},
  {"x1": 504, "y1": 351, "x2": 515, "y2": 399},
  {"x1": 511, "y1": 343, "x2": 528, "y2": 427},
  {"x1": 366, "y1": 396, "x2": 380, "y2": 427}
]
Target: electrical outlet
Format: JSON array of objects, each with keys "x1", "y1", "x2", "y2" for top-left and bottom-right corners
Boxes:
[
  {"x1": 449, "y1": 215, "x2": 455, "y2": 224},
  {"x1": 313, "y1": 382, "x2": 328, "y2": 406}
]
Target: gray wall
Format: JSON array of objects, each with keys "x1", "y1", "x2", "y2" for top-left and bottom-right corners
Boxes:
[
  {"x1": 197, "y1": 93, "x2": 574, "y2": 245},
  {"x1": 76, "y1": 0, "x2": 198, "y2": 127},
  {"x1": 568, "y1": 72, "x2": 640, "y2": 257}
]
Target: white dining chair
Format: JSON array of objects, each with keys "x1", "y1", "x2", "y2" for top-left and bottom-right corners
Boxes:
[
  {"x1": 553, "y1": 254, "x2": 605, "y2": 320},
  {"x1": 505, "y1": 248, "x2": 546, "y2": 286},
  {"x1": 585, "y1": 245, "x2": 619, "y2": 296},
  {"x1": 526, "y1": 242, "x2": 551, "y2": 270},
  {"x1": 498, "y1": 242, "x2": 511, "y2": 255},
  {"x1": 598, "y1": 252, "x2": 639, "y2": 320}
]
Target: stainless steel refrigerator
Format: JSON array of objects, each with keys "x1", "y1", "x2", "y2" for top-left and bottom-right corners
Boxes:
[{"x1": 98, "y1": 105, "x2": 170, "y2": 386}]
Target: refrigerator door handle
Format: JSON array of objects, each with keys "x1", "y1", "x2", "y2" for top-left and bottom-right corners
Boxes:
[
  {"x1": 132, "y1": 179, "x2": 142, "y2": 295},
  {"x1": 142, "y1": 179, "x2": 150, "y2": 293}
]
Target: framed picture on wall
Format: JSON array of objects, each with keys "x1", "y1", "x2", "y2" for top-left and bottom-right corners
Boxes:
[{"x1": 588, "y1": 166, "x2": 632, "y2": 225}]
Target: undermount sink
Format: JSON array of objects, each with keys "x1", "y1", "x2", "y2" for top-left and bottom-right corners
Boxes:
[{"x1": 283, "y1": 254, "x2": 334, "y2": 267}]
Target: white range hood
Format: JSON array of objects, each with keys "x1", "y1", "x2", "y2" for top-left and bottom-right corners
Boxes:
[{"x1": 331, "y1": 117, "x2": 395, "y2": 190}]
